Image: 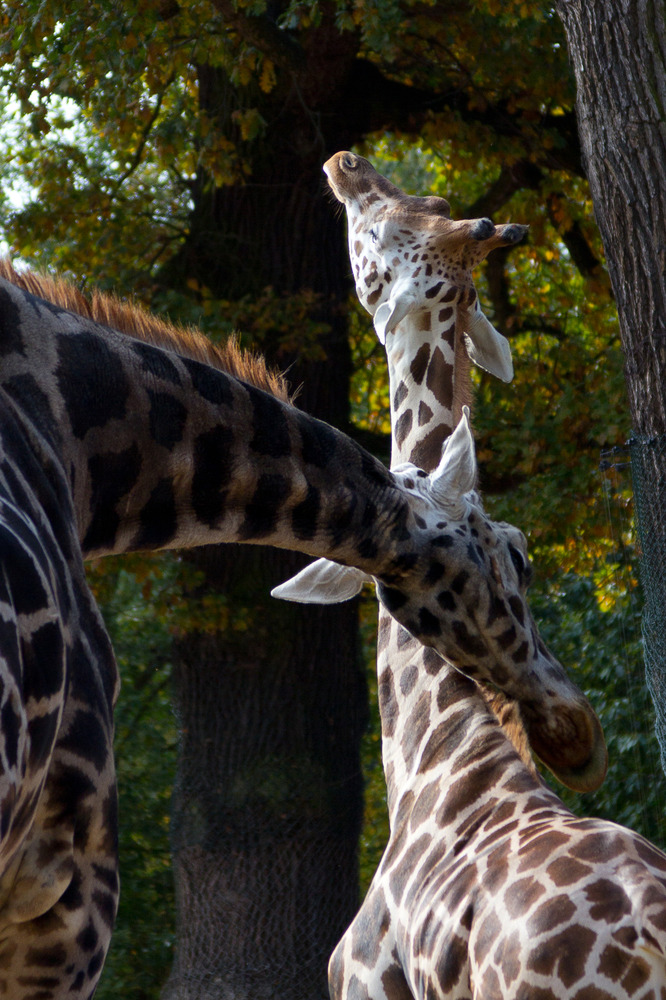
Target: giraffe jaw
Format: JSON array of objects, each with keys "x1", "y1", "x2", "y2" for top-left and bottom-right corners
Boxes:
[{"x1": 373, "y1": 280, "x2": 422, "y2": 344}]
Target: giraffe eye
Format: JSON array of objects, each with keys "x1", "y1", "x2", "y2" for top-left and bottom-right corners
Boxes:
[
  {"x1": 370, "y1": 228, "x2": 379, "y2": 243},
  {"x1": 508, "y1": 544, "x2": 532, "y2": 585}
]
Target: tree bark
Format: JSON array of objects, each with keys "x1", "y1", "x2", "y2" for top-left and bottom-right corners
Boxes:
[
  {"x1": 555, "y1": 0, "x2": 666, "y2": 437},
  {"x1": 163, "y1": 550, "x2": 367, "y2": 1000},
  {"x1": 555, "y1": 0, "x2": 666, "y2": 773}
]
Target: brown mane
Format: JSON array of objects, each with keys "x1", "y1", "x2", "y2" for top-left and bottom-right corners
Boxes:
[
  {"x1": 0, "y1": 260, "x2": 291, "y2": 402},
  {"x1": 478, "y1": 681, "x2": 542, "y2": 780}
]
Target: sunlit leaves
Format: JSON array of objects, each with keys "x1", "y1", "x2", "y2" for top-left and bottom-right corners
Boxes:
[{"x1": 0, "y1": 0, "x2": 259, "y2": 278}]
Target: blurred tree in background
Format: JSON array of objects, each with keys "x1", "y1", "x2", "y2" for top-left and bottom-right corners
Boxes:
[{"x1": 0, "y1": 1, "x2": 663, "y2": 996}]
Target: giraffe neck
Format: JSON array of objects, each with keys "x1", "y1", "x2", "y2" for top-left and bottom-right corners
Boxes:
[
  {"x1": 0, "y1": 278, "x2": 406, "y2": 575},
  {"x1": 386, "y1": 308, "x2": 471, "y2": 472},
  {"x1": 376, "y1": 613, "x2": 545, "y2": 834},
  {"x1": 379, "y1": 305, "x2": 478, "y2": 823}
]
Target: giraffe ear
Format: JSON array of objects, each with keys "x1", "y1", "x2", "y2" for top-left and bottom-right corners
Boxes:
[
  {"x1": 272, "y1": 559, "x2": 371, "y2": 604},
  {"x1": 464, "y1": 308, "x2": 514, "y2": 382},
  {"x1": 373, "y1": 281, "x2": 419, "y2": 344},
  {"x1": 429, "y1": 406, "x2": 477, "y2": 513}
]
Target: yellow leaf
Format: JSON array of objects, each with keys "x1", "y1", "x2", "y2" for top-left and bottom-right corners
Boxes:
[
  {"x1": 259, "y1": 59, "x2": 276, "y2": 94},
  {"x1": 237, "y1": 63, "x2": 252, "y2": 87}
]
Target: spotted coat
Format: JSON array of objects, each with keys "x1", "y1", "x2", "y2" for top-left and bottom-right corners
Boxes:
[
  {"x1": 330, "y1": 633, "x2": 666, "y2": 1000},
  {"x1": 301, "y1": 155, "x2": 666, "y2": 1000},
  {"x1": 318, "y1": 150, "x2": 606, "y2": 789},
  {"x1": 0, "y1": 264, "x2": 602, "y2": 998},
  {"x1": 279, "y1": 418, "x2": 664, "y2": 999}
]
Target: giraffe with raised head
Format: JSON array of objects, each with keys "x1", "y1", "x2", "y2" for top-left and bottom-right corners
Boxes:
[
  {"x1": 320, "y1": 148, "x2": 540, "y2": 768},
  {"x1": 0, "y1": 261, "x2": 603, "y2": 998},
  {"x1": 326, "y1": 150, "x2": 524, "y2": 468},
  {"x1": 276, "y1": 154, "x2": 666, "y2": 998}
]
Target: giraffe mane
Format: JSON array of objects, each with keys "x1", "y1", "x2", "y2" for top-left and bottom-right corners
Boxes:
[
  {"x1": 477, "y1": 682, "x2": 542, "y2": 780},
  {"x1": 0, "y1": 264, "x2": 538, "y2": 776},
  {"x1": 0, "y1": 260, "x2": 291, "y2": 402},
  {"x1": 452, "y1": 308, "x2": 473, "y2": 428}
]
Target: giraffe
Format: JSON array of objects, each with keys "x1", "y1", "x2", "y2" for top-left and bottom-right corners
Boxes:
[
  {"x1": 280, "y1": 151, "x2": 592, "y2": 788},
  {"x1": 0, "y1": 262, "x2": 603, "y2": 998},
  {"x1": 285, "y1": 419, "x2": 666, "y2": 999},
  {"x1": 324, "y1": 151, "x2": 525, "y2": 470},
  {"x1": 276, "y1": 155, "x2": 666, "y2": 998},
  {"x1": 320, "y1": 149, "x2": 541, "y2": 770}
]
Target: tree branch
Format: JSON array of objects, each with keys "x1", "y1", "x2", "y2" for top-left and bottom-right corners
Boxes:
[
  {"x1": 207, "y1": 0, "x2": 306, "y2": 74},
  {"x1": 335, "y1": 60, "x2": 583, "y2": 179},
  {"x1": 464, "y1": 160, "x2": 543, "y2": 219},
  {"x1": 484, "y1": 247, "x2": 517, "y2": 333},
  {"x1": 546, "y1": 193, "x2": 603, "y2": 278},
  {"x1": 111, "y1": 75, "x2": 174, "y2": 196}
]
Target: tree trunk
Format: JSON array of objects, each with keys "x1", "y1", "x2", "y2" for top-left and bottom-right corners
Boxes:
[
  {"x1": 161, "y1": 29, "x2": 371, "y2": 998},
  {"x1": 162, "y1": 549, "x2": 367, "y2": 1000},
  {"x1": 555, "y1": 0, "x2": 666, "y2": 771},
  {"x1": 555, "y1": 1, "x2": 666, "y2": 435}
]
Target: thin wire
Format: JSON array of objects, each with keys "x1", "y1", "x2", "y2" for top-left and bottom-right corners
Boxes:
[{"x1": 600, "y1": 447, "x2": 666, "y2": 843}]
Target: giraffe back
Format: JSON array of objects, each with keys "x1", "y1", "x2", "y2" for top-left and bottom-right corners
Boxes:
[
  {"x1": 329, "y1": 658, "x2": 666, "y2": 1000},
  {"x1": 0, "y1": 259, "x2": 290, "y2": 400}
]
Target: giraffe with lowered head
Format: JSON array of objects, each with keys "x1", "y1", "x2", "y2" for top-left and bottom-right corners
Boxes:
[
  {"x1": 277, "y1": 153, "x2": 666, "y2": 999},
  {"x1": 0, "y1": 261, "x2": 603, "y2": 998}
]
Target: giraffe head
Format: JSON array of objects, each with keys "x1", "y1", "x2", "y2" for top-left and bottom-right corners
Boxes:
[
  {"x1": 274, "y1": 409, "x2": 607, "y2": 793},
  {"x1": 324, "y1": 150, "x2": 527, "y2": 381}
]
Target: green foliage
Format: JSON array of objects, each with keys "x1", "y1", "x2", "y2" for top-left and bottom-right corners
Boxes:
[
  {"x1": 0, "y1": 0, "x2": 574, "y2": 285},
  {"x1": 532, "y1": 567, "x2": 666, "y2": 849},
  {"x1": 87, "y1": 557, "x2": 179, "y2": 998}
]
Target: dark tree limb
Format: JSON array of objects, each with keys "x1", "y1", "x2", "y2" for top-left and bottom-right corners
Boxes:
[
  {"x1": 546, "y1": 192, "x2": 604, "y2": 278},
  {"x1": 464, "y1": 161, "x2": 543, "y2": 219}
]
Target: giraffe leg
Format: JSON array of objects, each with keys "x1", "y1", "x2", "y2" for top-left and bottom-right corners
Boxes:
[
  {"x1": 0, "y1": 510, "x2": 119, "y2": 999},
  {"x1": 0, "y1": 733, "x2": 119, "y2": 999}
]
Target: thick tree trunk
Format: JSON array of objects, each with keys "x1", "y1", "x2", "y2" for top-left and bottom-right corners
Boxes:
[
  {"x1": 163, "y1": 550, "x2": 367, "y2": 1000},
  {"x1": 161, "y1": 25, "x2": 371, "y2": 998},
  {"x1": 555, "y1": 0, "x2": 666, "y2": 771},
  {"x1": 555, "y1": 1, "x2": 666, "y2": 436}
]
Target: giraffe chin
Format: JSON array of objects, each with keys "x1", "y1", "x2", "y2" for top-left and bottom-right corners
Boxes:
[{"x1": 524, "y1": 698, "x2": 608, "y2": 793}]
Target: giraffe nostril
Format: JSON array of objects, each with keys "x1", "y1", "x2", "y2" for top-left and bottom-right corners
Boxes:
[
  {"x1": 471, "y1": 218, "x2": 495, "y2": 240},
  {"x1": 502, "y1": 224, "x2": 528, "y2": 245}
]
